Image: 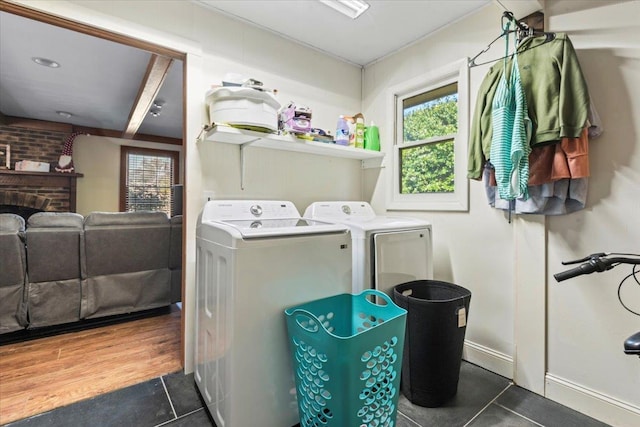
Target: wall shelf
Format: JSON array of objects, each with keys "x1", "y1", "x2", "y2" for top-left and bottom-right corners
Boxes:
[{"x1": 202, "y1": 124, "x2": 384, "y2": 168}]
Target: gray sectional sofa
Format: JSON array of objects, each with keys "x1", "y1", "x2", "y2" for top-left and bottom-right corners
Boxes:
[{"x1": 0, "y1": 211, "x2": 182, "y2": 334}]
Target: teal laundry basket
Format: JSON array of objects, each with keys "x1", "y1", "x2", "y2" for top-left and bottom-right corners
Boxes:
[{"x1": 285, "y1": 290, "x2": 407, "y2": 427}]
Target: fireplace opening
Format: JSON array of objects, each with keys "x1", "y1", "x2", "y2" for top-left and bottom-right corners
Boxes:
[{"x1": 0, "y1": 191, "x2": 52, "y2": 221}]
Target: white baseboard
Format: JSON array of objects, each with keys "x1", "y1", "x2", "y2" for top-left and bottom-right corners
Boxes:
[
  {"x1": 462, "y1": 340, "x2": 513, "y2": 379},
  {"x1": 545, "y1": 373, "x2": 640, "y2": 427}
]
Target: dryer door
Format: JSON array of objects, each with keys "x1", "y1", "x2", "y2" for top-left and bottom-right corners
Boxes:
[{"x1": 373, "y1": 228, "x2": 432, "y2": 296}]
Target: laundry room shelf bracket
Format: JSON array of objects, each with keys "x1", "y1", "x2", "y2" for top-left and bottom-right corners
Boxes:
[
  {"x1": 239, "y1": 138, "x2": 261, "y2": 190},
  {"x1": 362, "y1": 157, "x2": 385, "y2": 169}
]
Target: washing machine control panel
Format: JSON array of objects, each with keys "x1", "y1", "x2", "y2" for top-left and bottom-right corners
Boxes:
[
  {"x1": 202, "y1": 200, "x2": 302, "y2": 221},
  {"x1": 250, "y1": 204, "x2": 263, "y2": 216}
]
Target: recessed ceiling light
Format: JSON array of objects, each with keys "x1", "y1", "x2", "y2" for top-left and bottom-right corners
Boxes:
[
  {"x1": 319, "y1": 0, "x2": 370, "y2": 19},
  {"x1": 32, "y1": 57, "x2": 61, "y2": 68},
  {"x1": 57, "y1": 111, "x2": 73, "y2": 119}
]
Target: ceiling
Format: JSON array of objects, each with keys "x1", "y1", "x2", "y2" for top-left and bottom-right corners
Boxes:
[
  {"x1": 0, "y1": 10, "x2": 184, "y2": 140},
  {"x1": 0, "y1": 0, "x2": 493, "y2": 142},
  {"x1": 195, "y1": 0, "x2": 492, "y2": 66}
]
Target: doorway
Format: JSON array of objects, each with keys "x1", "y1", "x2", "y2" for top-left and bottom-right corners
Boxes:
[{"x1": 0, "y1": 1, "x2": 188, "y2": 419}]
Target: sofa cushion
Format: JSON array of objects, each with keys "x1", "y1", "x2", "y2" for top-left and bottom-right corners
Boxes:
[
  {"x1": 0, "y1": 214, "x2": 26, "y2": 287},
  {"x1": 84, "y1": 211, "x2": 169, "y2": 227},
  {"x1": 27, "y1": 212, "x2": 84, "y2": 228},
  {"x1": 81, "y1": 270, "x2": 171, "y2": 319},
  {"x1": 0, "y1": 213, "x2": 25, "y2": 233},
  {"x1": 28, "y1": 279, "x2": 82, "y2": 327},
  {"x1": 0, "y1": 214, "x2": 27, "y2": 333},
  {"x1": 84, "y1": 211, "x2": 170, "y2": 277},
  {"x1": 26, "y1": 212, "x2": 84, "y2": 283}
]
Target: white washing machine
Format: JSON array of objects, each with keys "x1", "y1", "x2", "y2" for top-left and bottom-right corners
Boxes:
[
  {"x1": 195, "y1": 200, "x2": 351, "y2": 427},
  {"x1": 304, "y1": 201, "x2": 433, "y2": 296}
]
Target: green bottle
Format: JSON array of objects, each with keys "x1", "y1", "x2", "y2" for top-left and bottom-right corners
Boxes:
[{"x1": 364, "y1": 122, "x2": 380, "y2": 151}]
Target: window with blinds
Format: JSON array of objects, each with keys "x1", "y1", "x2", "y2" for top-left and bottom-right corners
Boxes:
[{"x1": 120, "y1": 146, "x2": 179, "y2": 216}]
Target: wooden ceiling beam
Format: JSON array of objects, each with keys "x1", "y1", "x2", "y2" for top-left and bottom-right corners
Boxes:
[
  {"x1": 74, "y1": 125, "x2": 182, "y2": 146},
  {"x1": 2, "y1": 116, "x2": 73, "y2": 133},
  {"x1": 2, "y1": 115, "x2": 181, "y2": 146},
  {"x1": 121, "y1": 54, "x2": 173, "y2": 139}
]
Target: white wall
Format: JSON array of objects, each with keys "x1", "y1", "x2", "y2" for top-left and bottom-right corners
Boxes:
[
  {"x1": 189, "y1": 3, "x2": 364, "y2": 207},
  {"x1": 363, "y1": 0, "x2": 640, "y2": 425},
  {"x1": 544, "y1": 1, "x2": 640, "y2": 424},
  {"x1": 363, "y1": 3, "x2": 518, "y2": 376}
]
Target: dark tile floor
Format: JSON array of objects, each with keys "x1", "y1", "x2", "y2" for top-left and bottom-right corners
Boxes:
[{"x1": 3, "y1": 361, "x2": 610, "y2": 427}]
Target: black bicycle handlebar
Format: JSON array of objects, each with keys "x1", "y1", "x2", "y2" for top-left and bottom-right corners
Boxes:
[
  {"x1": 554, "y1": 261, "x2": 599, "y2": 282},
  {"x1": 554, "y1": 253, "x2": 640, "y2": 282},
  {"x1": 560, "y1": 252, "x2": 607, "y2": 265}
]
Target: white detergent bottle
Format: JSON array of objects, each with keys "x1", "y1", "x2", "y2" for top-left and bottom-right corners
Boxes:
[{"x1": 335, "y1": 115, "x2": 350, "y2": 146}]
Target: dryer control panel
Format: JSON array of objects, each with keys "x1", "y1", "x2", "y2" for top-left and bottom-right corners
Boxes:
[{"x1": 305, "y1": 201, "x2": 376, "y2": 220}]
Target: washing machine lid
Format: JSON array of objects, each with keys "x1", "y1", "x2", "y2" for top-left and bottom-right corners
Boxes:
[
  {"x1": 304, "y1": 201, "x2": 430, "y2": 233},
  {"x1": 201, "y1": 200, "x2": 347, "y2": 238}
]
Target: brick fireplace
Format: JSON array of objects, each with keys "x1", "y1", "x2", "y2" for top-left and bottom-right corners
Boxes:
[
  {"x1": 0, "y1": 122, "x2": 83, "y2": 219},
  {"x1": 0, "y1": 170, "x2": 82, "y2": 213}
]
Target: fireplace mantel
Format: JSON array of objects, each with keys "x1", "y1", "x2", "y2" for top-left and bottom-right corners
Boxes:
[{"x1": 0, "y1": 169, "x2": 84, "y2": 212}]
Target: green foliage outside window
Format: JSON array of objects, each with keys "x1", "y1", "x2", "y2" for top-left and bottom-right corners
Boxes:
[
  {"x1": 401, "y1": 140, "x2": 454, "y2": 193},
  {"x1": 127, "y1": 186, "x2": 169, "y2": 212},
  {"x1": 401, "y1": 94, "x2": 458, "y2": 194}
]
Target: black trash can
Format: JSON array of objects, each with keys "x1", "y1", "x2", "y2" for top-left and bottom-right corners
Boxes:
[{"x1": 393, "y1": 280, "x2": 471, "y2": 407}]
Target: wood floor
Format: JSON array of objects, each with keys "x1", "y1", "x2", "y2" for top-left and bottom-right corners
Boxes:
[{"x1": 0, "y1": 307, "x2": 182, "y2": 425}]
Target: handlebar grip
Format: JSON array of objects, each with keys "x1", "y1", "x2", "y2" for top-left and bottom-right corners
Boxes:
[{"x1": 553, "y1": 262, "x2": 598, "y2": 282}]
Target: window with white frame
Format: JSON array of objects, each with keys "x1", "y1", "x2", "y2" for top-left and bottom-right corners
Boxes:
[{"x1": 387, "y1": 59, "x2": 469, "y2": 211}]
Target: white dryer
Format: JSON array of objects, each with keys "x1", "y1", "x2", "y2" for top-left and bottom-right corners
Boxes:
[
  {"x1": 195, "y1": 200, "x2": 351, "y2": 427},
  {"x1": 304, "y1": 201, "x2": 433, "y2": 296}
]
